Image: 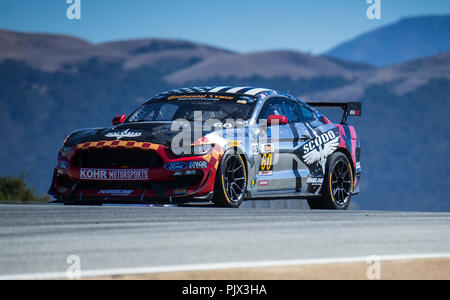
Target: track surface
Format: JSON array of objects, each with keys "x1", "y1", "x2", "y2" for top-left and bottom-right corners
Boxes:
[{"x1": 0, "y1": 204, "x2": 449, "y2": 278}]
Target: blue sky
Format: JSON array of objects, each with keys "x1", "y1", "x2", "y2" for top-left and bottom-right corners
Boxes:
[{"x1": 0, "y1": 0, "x2": 449, "y2": 53}]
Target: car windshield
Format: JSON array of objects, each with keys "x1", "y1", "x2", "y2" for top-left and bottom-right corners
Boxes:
[{"x1": 128, "y1": 99, "x2": 256, "y2": 122}]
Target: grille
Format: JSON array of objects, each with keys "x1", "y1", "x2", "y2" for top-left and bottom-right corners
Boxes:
[{"x1": 72, "y1": 148, "x2": 163, "y2": 168}]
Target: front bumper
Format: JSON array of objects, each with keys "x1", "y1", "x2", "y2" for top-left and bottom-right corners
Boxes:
[{"x1": 49, "y1": 140, "x2": 223, "y2": 204}]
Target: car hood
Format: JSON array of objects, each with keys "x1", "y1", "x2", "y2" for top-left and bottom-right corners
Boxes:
[{"x1": 64, "y1": 122, "x2": 217, "y2": 148}]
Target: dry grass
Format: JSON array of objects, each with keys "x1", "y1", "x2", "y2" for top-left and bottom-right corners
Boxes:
[{"x1": 88, "y1": 258, "x2": 450, "y2": 280}]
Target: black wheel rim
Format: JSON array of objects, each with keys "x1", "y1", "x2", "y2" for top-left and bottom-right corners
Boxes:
[
  {"x1": 224, "y1": 156, "x2": 246, "y2": 203},
  {"x1": 331, "y1": 161, "x2": 352, "y2": 206}
]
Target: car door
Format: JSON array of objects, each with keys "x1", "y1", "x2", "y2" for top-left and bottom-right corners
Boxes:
[
  {"x1": 253, "y1": 97, "x2": 300, "y2": 194},
  {"x1": 292, "y1": 101, "x2": 345, "y2": 195},
  {"x1": 289, "y1": 102, "x2": 323, "y2": 193}
]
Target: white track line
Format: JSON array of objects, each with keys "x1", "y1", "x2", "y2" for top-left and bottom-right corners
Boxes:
[{"x1": 1, "y1": 253, "x2": 449, "y2": 280}]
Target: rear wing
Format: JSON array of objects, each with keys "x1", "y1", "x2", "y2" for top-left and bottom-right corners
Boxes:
[{"x1": 307, "y1": 102, "x2": 361, "y2": 124}]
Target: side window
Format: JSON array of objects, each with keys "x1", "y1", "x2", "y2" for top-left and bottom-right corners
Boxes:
[
  {"x1": 295, "y1": 103, "x2": 315, "y2": 122},
  {"x1": 280, "y1": 101, "x2": 299, "y2": 123},
  {"x1": 155, "y1": 103, "x2": 178, "y2": 121},
  {"x1": 259, "y1": 99, "x2": 284, "y2": 120},
  {"x1": 133, "y1": 103, "x2": 159, "y2": 121},
  {"x1": 259, "y1": 98, "x2": 299, "y2": 123},
  {"x1": 301, "y1": 106, "x2": 314, "y2": 122}
]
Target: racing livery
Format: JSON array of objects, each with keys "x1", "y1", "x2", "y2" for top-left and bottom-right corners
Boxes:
[{"x1": 49, "y1": 86, "x2": 361, "y2": 209}]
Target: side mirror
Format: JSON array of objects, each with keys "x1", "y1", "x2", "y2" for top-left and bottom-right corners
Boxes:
[
  {"x1": 112, "y1": 114, "x2": 126, "y2": 125},
  {"x1": 267, "y1": 115, "x2": 288, "y2": 126}
]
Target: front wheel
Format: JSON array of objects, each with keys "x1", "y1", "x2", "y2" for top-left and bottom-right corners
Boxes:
[
  {"x1": 308, "y1": 152, "x2": 354, "y2": 210},
  {"x1": 212, "y1": 152, "x2": 247, "y2": 208}
]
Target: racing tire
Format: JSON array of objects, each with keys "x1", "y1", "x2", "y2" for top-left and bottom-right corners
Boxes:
[
  {"x1": 307, "y1": 152, "x2": 354, "y2": 210},
  {"x1": 212, "y1": 151, "x2": 247, "y2": 208}
]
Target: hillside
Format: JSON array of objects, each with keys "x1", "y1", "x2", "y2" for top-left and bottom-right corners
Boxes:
[
  {"x1": 0, "y1": 29, "x2": 449, "y2": 211},
  {"x1": 305, "y1": 51, "x2": 450, "y2": 100},
  {"x1": 0, "y1": 29, "x2": 230, "y2": 73},
  {"x1": 326, "y1": 15, "x2": 450, "y2": 66},
  {"x1": 166, "y1": 50, "x2": 358, "y2": 83}
]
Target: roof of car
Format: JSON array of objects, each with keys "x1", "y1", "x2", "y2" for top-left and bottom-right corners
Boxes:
[
  {"x1": 154, "y1": 86, "x2": 279, "y2": 98},
  {"x1": 145, "y1": 86, "x2": 318, "y2": 116}
]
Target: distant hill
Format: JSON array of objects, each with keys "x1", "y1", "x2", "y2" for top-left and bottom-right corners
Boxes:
[
  {"x1": 0, "y1": 28, "x2": 449, "y2": 211},
  {"x1": 305, "y1": 51, "x2": 450, "y2": 100},
  {"x1": 0, "y1": 29, "x2": 230, "y2": 72},
  {"x1": 166, "y1": 50, "x2": 358, "y2": 83},
  {"x1": 326, "y1": 15, "x2": 450, "y2": 66}
]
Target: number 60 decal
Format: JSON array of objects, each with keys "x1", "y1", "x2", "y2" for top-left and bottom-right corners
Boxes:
[{"x1": 260, "y1": 153, "x2": 273, "y2": 171}]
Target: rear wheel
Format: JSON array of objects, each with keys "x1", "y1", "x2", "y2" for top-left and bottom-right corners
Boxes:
[
  {"x1": 308, "y1": 152, "x2": 354, "y2": 210},
  {"x1": 212, "y1": 152, "x2": 247, "y2": 208}
]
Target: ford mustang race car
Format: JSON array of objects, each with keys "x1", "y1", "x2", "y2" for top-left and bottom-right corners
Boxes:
[{"x1": 49, "y1": 86, "x2": 361, "y2": 209}]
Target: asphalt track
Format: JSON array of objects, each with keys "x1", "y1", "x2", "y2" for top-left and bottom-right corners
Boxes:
[{"x1": 0, "y1": 204, "x2": 449, "y2": 279}]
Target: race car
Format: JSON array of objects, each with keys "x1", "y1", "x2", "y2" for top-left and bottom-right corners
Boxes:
[{"x1": 49, "y1": 86, "x2": 361, "y2": 209}]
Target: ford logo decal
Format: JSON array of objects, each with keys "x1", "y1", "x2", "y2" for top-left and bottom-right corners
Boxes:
[{"x1": 164, "y1": 162, "x2": 188, "y2": 171}]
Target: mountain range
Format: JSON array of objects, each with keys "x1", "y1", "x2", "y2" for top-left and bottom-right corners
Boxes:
[
  {"x1": 1, "y1": 16, "x2": 449, "y2": 211},
  {"x1": 326, "y1": 15, "x2": 450, "y2": 66}
]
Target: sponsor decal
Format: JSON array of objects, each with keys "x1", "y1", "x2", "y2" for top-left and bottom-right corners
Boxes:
[
  {"x1": 168, "y1": 94, "x2": 235, "y2": 101},
  {"x1": 237, "y1": 100, "x2": 247, "y2": 104},
  {"x1": 259, "y1": 170, "x2": 273, "y2": 176},
  {"x1": 80, "y1": 168, "x2": 149, "y2": 180},
  {"x1": 250, "y1": 143, "x2": 260, "y2": 154},
  {"x1": 105, "y1": 129, "x2": 142, "y2": 140},
  {"x1": 261, "y1": 143, "x2": 273, "y2": 153},
  {"x1": 306, "y1": 177, "x2": 324, "y2": 186},
  {"x1": 98, "y1": 190, "x2": 133, "y2": 196},
  {"x1": 168, "y1": 94, "x2": 207, "y2": 100},
  {"x1": 349, "y1": 109, "x2": 361, "y2": 116},
  {"x1": 164, "y1": 161, "x2": 188, "y2": 171},
  {"x1": 251, "y1": 178, "x2": 256, "y2": 189},
  {"x1": 259, "y1": 153, "x2": 273, "y2": 172},
  {"x1": 302, "y1": 129, "x2": 340, "y2": 174},
  {"x1": 188, "y1": 161, "x2": 208, "y2": 169},
  {"x1": 356, "y1": 162, "x2": 361, "y2": 169},
  {"x1": 259, "y1": 180, "x2": 269, "y2": 186}
]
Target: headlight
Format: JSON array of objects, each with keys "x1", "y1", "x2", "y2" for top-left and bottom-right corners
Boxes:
[
  {"x1": 60, "y1": 146, "x2": 73, "y2": 157},
  {"x1": 56, "y1": 161, "x2": 69, "y2": 170}
]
